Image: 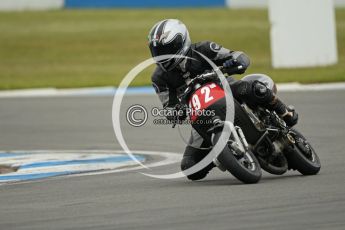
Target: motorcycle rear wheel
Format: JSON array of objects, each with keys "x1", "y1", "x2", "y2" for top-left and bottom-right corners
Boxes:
[
  {"x1": 257, "y1": 153, "x2": 288, "y2": 175},
  {"x1": 285, "y1": 129, "x2": 321, "y2": 175}
]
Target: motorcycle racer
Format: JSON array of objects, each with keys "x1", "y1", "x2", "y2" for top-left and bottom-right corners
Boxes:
[{"x1": 148, "y1": 19, "x2": 298, "y2": 180}]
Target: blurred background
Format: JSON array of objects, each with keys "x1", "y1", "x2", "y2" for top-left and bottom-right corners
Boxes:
[{"x1": 0, "y1": 0, "x2": 344, "y2": 90}]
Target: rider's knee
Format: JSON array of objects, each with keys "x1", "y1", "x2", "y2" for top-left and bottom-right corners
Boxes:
[
  {"x1": 187, "y1": 172, "x2": 209, "y2": 181},
  {"x1": 181, "y1": 151, "x2": 215, "y2": 181},
  {"x1": 232, "y1": 80, "x2": 274, "y2": 105},
  {"x1": 180, "y1": 156, "x2": 207, "y2": 181},
  {"x1": 252, "y1": 80, "x2": 275, "y2": 104},
  {"x1": 181, "y1": 155, "x2": 196, "y2": 171}
]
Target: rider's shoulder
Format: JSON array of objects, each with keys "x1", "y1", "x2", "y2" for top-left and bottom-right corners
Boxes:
[
  {"x1": 193, "y1": 41, "x2": 213, "y2": 50},
  {"x1": 192, "y1": 41, "x2": 223, "y2": 56},
  {"x1": 194, "y1": 40, "x2": 222, "y2": 49}
]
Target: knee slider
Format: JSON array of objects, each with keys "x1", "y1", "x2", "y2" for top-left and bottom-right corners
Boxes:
[{"x1": 252, "y1": 80, "x2": 274, "y2": 104}]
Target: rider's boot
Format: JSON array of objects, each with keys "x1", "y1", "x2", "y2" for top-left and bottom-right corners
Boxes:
[{"x1": 270, "y1": 98, "x2": 298, "y2": 127}]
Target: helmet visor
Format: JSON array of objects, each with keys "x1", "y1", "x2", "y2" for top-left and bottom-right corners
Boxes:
[{"x1": 149, "y1": 34, "x2": 183, "y2": 62}]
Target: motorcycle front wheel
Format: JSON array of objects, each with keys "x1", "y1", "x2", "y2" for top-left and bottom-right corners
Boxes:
[{"x1": 213, "y1": 131, "x2": 262, "y2": 184}]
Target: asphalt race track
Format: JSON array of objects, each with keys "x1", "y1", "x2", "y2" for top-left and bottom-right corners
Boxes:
[{"x1": 1, "y1": 90, "x2": 345, "y2": 230}]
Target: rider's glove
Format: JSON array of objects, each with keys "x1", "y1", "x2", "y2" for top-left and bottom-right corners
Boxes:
[
  {"x1": 223, "y1": 58, "x2": 238, "y2": 69},
  {"x1": 223, "y1": 52, "x2": 250, "y2": 75},
  {"x1": 223, "y1": 58, "x2": 246, "y2": 75}
]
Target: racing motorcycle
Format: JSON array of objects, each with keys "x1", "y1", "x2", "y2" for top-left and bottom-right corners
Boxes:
[{"x1": 174, "y1": 66, "x2": 321, "y2": 184}]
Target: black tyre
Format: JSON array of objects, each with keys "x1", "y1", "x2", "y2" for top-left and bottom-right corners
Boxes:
[
  {"x1": 255, "y1": 140, "x2": 288, "y2": 175},
  {"x1": 214, "y1": 132, "x2": 262, "y2": 184},
  {"x1": 285, "y1": 129, "x2": 321, "y2": 175}
]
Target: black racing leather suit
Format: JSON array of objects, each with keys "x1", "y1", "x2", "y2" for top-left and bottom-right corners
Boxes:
[
  {"x1": 152, "y1": 41, "x2": 254, "y2": 113},
  {"x1": 151, "y1": 41, "x2": 279, "y2": 181}
]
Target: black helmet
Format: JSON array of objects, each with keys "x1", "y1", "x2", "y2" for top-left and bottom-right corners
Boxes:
[{"x1": 148, "y1": 19, "x2": 191, "y2": 72}]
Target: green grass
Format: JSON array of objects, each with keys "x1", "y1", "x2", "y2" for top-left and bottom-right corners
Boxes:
[{"x1": 0, "y1": 8, "x2": 344, "y2": 90}]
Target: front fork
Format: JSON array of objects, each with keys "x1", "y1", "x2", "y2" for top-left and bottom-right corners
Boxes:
[{"x1": 210, "y1": 119, "x2": 250, "y2": 171}]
